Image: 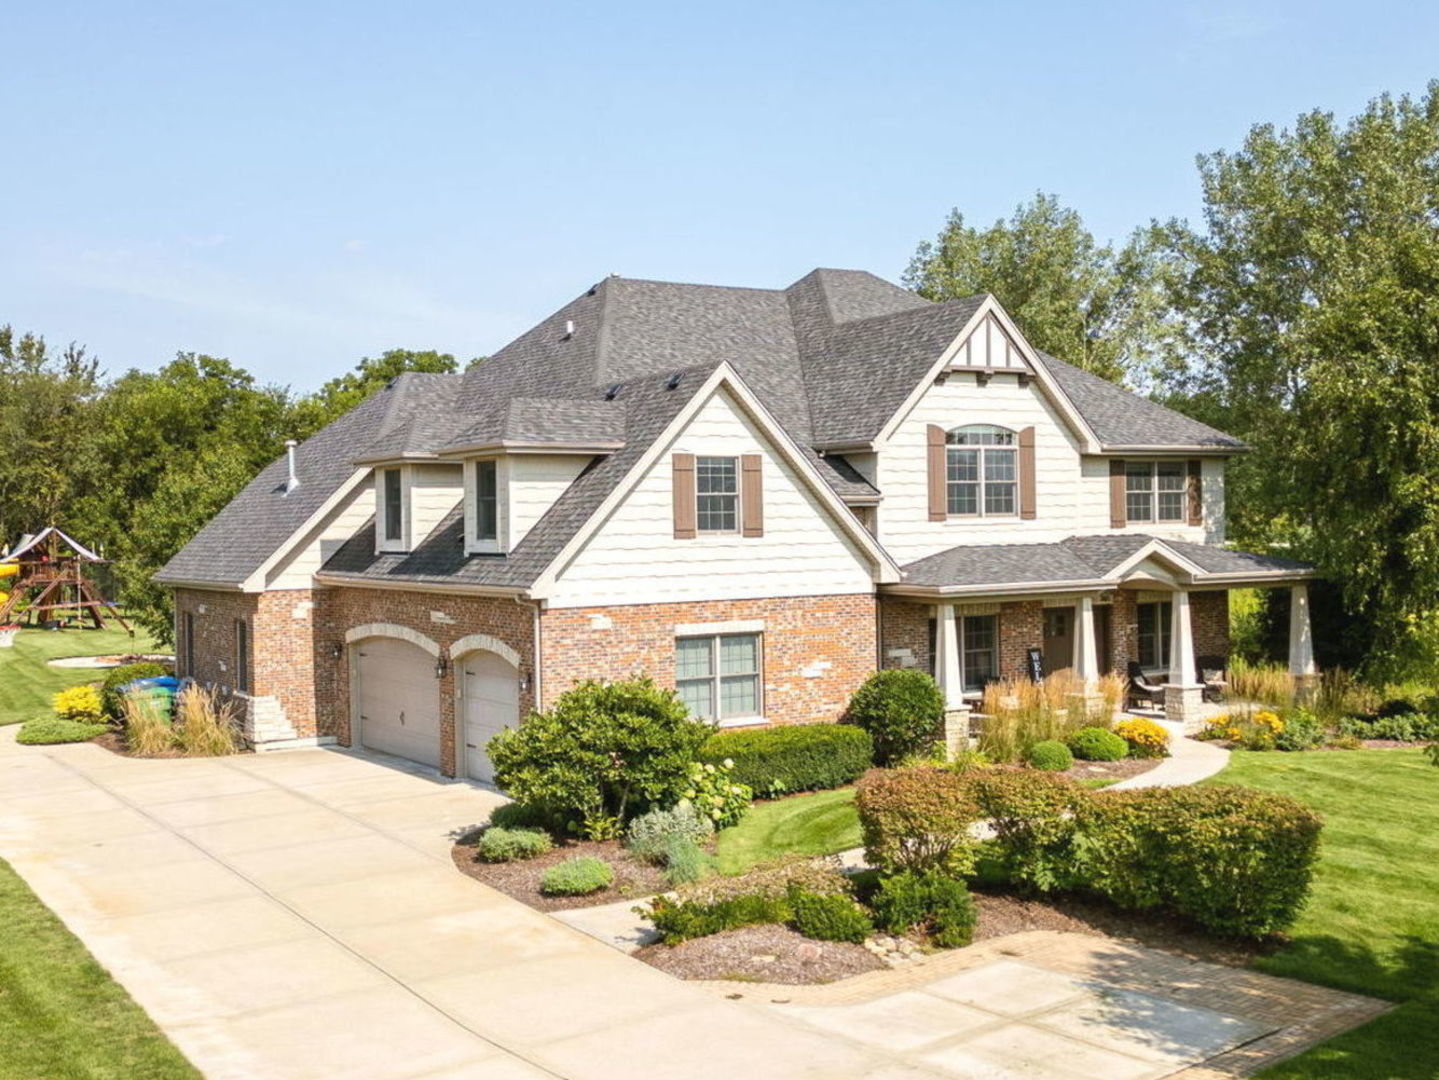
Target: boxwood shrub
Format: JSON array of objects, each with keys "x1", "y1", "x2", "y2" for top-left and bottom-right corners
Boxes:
[
  {"x1": 699, "y1": 724, "x2": 873, "y2": 797},
  {"x1": 1026, "y1": 740, "x2": 1073, "y2": 771},
  {"x1": 101, "y1": 662, "x2": 171, "y2": 718},
  {"x1": 475, "y1": 826, "x2": 553, "y2": 863},
  {"x1": 844, "y1": 669, "x2": 944, "y2": 765},
  {"x1": 1067, "y1": 727, "x2": 1128, "y2": 762},
  {"x1": 871, "y1": 870, "x2": 978, "y2": 948},
  {"x1": 787, "y1": 887, "x2": 873, "y2": 943}
]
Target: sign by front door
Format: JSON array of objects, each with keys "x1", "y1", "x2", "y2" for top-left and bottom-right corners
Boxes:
[{"x1": 1027, "y1": 646, "x2": 1043, "y2": 683}]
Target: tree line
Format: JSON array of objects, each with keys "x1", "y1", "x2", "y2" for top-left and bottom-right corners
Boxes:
[{"x1": 8, "y1": 83, "x2": 1439, "y2": 675}]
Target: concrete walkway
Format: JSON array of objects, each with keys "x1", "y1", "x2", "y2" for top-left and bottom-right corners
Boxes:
[
  {"x1": 1109, "y1": 717, "x2": 1230, "y2": 791},
  {"x1": 0, "y1": 728, "x2": 945, "y2": 1080}
]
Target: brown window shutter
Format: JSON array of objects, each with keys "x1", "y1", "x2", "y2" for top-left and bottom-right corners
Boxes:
[
  {"x1": 927, "y1": 425, "x2": 947, "y2": 521},
  {"x1": 1109, "y1": 459, "x2": 1127, "y2": 529},
  {"x1": 672, "y1": 453, "x2": 696, "y2": 539},
  {"x1": 741, "y1": 454, "x2": 763, "y2": 537},
  {"x1": 1018, "y1": 426, "x2": 1037, "y2": 520},
  {"x1": 1187, "y1": 459, "x2": 1203, "y2": 526}
]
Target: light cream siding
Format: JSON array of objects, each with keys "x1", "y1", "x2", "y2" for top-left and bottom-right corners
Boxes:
[
  {"x1": 1076, "y1": 456, "x2": 1226, "y2": 544},
  {"x1": 263, "y1": 476, "x2": 375, "y2": 590},
  {"x1": 546, "y1": 387, "x2": 875, "y2": 608},
  {"x1": 410, "y1": 463, "x2": 464, "y2": 545},
  {"x1": 508, "y1": 454, "x2": 592, "y2": 548},
  {"x1": 876, "y1": 372, "x2": 1086, "y2": 564}
]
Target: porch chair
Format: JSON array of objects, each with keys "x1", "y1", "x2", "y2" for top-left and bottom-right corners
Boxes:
[
  {"x1": 1196, "y1": 654, "x2": 1228, "y2": 704},
  {"x1": 1125, "y1": 661, "x2": 1165, "y2": 712}
]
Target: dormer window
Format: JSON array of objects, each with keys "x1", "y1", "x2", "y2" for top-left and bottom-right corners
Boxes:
[
  {"x1": 465, "y1": 458, "x2": 506, "y2": 554},
  {"x1": 475, "y1": 460, "x2": 498, "y2": 542},
  {"x1": 946, "y1": 425, "x2": 1016, "y2": 516},
  {"x1": 377, "y1": 467, "x2": 409, "y2": 552}
]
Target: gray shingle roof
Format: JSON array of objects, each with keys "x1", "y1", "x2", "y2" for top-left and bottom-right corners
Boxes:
[
  {"x1": 162, "y1": 268, "x2": 1245, "y2": 590},
  {"x1": 898, "y1": 534, "x2": 1311, "y2": 590}
]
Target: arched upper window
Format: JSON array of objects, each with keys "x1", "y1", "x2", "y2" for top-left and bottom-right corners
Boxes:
[{"x1": 945, "y1": 424, "x2": 1017, "y2": 515}]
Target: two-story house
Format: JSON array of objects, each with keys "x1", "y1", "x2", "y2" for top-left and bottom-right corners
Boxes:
[{"x1": 156, "y1": 269, "x2": 1316, "y2": 779}]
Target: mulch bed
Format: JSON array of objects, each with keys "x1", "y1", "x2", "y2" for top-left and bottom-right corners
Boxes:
[
  {"x1": 91, "y1": 730, "x2": 190, "y2": 758},
  {"x1": 636, "y1": 924, "x2": 884, "y2": 984},
  {"x1": 1060, "y1": 757, "x2": 1162, "y2": 784},
  {"x1": 451, "y1": 836, "x2": 669, "y2": 912},
  {"x1": 630, "y1": 889, "x2": 1268, "y2": 985}
]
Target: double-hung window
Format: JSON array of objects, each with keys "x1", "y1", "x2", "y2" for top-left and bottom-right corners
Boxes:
[
  {"x1": 381, "y1": 468, "x2": 404, "y2": 544},
  {"x1": 696, "y1": 456, "x2": 739, "y2": 533},
  {"x1": 1137, "y1": 601, "x2": 1173, "y2": 670},
  {"x1": 474, "y1": 460, "x2": 498, "y2": 544},
  {"x1": 1125, "y1": 462, "x2": 1186, "y2": 524},
  {"x1": 676, "y1": 632, "x2": 762, "y2": 722},
  {"x1": 925, "y1": 613, "x2": 999, "y2": 692},
  {"x1": 946, "y1": 426, "x2": 1016, "y2": 516}
]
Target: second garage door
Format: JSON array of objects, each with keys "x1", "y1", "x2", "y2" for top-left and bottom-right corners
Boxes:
[{"x1": 354, "y1": 637, "x2": 441, "y2": 769}]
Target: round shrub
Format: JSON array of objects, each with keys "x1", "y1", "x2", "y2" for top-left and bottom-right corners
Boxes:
[
  {"x1": 871, "y1": 870, "x2": 978, "y2": 948},
  {"x1": 487, "y1": 802, "x2": 546, "y2": 830},
  {"x1": 486, "y1": 677, "x2": 710, "y2": 839},
  {"x1": 845, "y1": 669, "x2": 944, "y2": 765},
  {"x1": 626, "y1": 803, "x2": 715, "y2": 864},
  {"x1": 540, "y1": 856, "x2": 614, "y2": 896},
  {"x1": 476, "y1": 826, "x2": 553, "y2": 863},
  {"x1": 1027, "y1": 740, "x2": 1073, "y2": 771},
  {"x1": 101, "y1": 662, "x2": 170, "y2": 718},
  {"x1": 1066, "y1": 727, "x2": 1128, "y2": 762},
  {"x1": 699, "y1": 723, "x2": 873, "y2": 796},
  {"x1": 854, "y1": 767, "x2": 980, "y2": 875},
  {"x1": 787, "y1": 887, "x2": 873, "y2": 943},
  {"x1": 1114, "y1": 717, "x2": 1170, "y2": 759},
  {"x1": 16, "y1": 716, "x2": 110, "y2": 745}
]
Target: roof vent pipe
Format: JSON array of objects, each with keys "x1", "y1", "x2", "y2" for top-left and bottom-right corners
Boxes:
[
  {"x1": 562, "y1": 319, "x2": 574, "y2": 340},
  {"x1": 284, "y1": 440, "x2": 300, "y2": 494}
]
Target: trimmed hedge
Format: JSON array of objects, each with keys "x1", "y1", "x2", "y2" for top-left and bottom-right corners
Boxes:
[
  {"x1": 1075, "y1": 785, "x2": 1322, "y2": 938},
  {"x1": 855, "y1": 767, "x2": 980, "y2": 875},
  {"x1": 699, "y1": 724, "x2": 873, "y2": 797}
]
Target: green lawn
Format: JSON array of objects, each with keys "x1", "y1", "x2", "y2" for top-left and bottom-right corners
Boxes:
[
  {"x1": 1210, "y1": 750, "x2": 1439, "y2": 1079},
  {"x1": 713, "y1": 787, "x2": 860, "y2": 875},
  {"x1": 0, "y1": 857, "x2": 199, "y2": 1080},
  {"x1": 0, "y1": 625, "x2": 160, "y2": 727}
]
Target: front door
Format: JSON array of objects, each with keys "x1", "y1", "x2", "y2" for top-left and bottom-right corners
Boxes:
[
  {"x1": 461, "y1": 652, "x2": 520, "y2": 783},
  {"x1": 1042, "y1": 607, "x2": 1075, "y2": 676},
  {"x1": 1095, "y1": 604, "x2": 1112, "y2": 675}
]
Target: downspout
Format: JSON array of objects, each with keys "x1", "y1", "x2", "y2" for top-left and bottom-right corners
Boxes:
[{"x1": 531, "y1": 600, "x2": 544, "y2": 710}]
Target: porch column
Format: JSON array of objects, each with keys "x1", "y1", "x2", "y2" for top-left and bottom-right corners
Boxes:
[
  {"x1": 934, "y1": 603, "x2": 964, "y2": 709},
  {"x1": 1164, "y1": 590, "x2": 1204, "y2": 730},
  {"x1": 1288, "y1": 583, "x2": 1317, "y2": 677},
  {"x1": 1073, "y1": 595, "x2": 1100, "y2": 684}
]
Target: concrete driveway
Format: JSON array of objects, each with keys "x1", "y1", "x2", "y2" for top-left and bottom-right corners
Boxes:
[{"x1": 0, "y1": 729, "x2": 936, "y2": 1080}]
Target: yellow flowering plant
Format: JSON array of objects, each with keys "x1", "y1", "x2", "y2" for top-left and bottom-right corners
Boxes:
[
  {"x1": 52, "y1": 684, "x2": 104, "y2": 722},
  {"x1": 1114, "y1": 717, "x2": 1170, "y2": 758}
]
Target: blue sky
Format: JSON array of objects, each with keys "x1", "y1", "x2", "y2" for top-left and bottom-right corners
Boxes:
[{"x1": 4, "y1": 1, "x2": 1436, "y2": 391}]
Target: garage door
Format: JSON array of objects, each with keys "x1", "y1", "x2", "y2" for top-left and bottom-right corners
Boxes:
[
  {"x1": 354, "y1": 637, "x2": 441, "y2": 769},
  {"x1": 461, "y1": 651, "x2": 519, "y2": 783}
]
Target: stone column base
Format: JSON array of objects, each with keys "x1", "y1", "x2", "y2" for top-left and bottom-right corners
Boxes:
[
  {"x1": 943, "y1": 707, "x2": 974, "y2": 758},
  {"x1": 1162, "y1": 684, "x2": 1206, "y2": 732},
  {"x1": 1292, "y1": 672, "x2": 1320, "y2": 703}
]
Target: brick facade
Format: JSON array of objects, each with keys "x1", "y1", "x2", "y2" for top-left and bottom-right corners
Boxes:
[
  {"x1": 878, "y1": 598, "x2": 933, "y2": 673},
  {"x1": 314, "y1": 587, "x2": 538, "y2": 777},
  {"x1": 540, "y1": 594, "x2": 877, "y2": 727},
  {"x1": 997, "y1": 601, "x2": 1044, "y2": 680},
  {"x1": 1191, "y1": 590, "x2": 1230, "y2": 661}
]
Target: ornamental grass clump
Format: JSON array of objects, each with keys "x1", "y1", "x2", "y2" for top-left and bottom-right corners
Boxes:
[
  {"x1": 121, "y1": 693, "x2": 176, "y2": 756},
  {"x1": 173, "y1": 684, "x2": 240, "y2": 756},
  {"x1": 854, "y1": 767, "x2": 980, "y2": 875},
  {"x1": 977, "y1": 672, "x2": 1106, "y2": 763}
]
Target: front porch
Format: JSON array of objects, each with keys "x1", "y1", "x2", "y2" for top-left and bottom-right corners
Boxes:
[{"x1": 880, "y1": 534, "x2": 1318, "y2": 729}]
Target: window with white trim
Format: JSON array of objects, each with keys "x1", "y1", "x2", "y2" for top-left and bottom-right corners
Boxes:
[
  {"x1": 946, "y1": 425, "x2": 1016, "y2": 516},
  {"x1": 695, "y1": 456, "x2": 739, "y2": 533},
  {"x1": 1137, "y1": 601, "x2": 1172, "y2": 669},
  {"x1": 1125, "y1": 462, "x2": 1186, "y2": 524},
  {"x1": 381, "y1": 467, "x2": 404, "y2": 544},
  {"x1": 676, "y1": 632, "x2": 762, "y2": 722},
  {"x1": 927, "y1": 613, "x2": 999, "y2": 691},
  {"x1": 474, "y1": 459, "x2": 498, "y2": 542}
]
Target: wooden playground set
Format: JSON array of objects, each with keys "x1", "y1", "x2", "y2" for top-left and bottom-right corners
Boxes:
[{"x1": 0, "y1": 527, "x2": 131, "y2": 633}]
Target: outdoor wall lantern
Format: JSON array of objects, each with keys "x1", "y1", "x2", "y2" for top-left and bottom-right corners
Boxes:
[
  {"x1": 517, "y1": 670, "x2": 531, "y2": 693},
  {"x1": 329, "y1": 641, "x2": 344, "y2": 660},
  {"x1": 434, "y1": 655, "x2": 449, "y2": 680}
]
